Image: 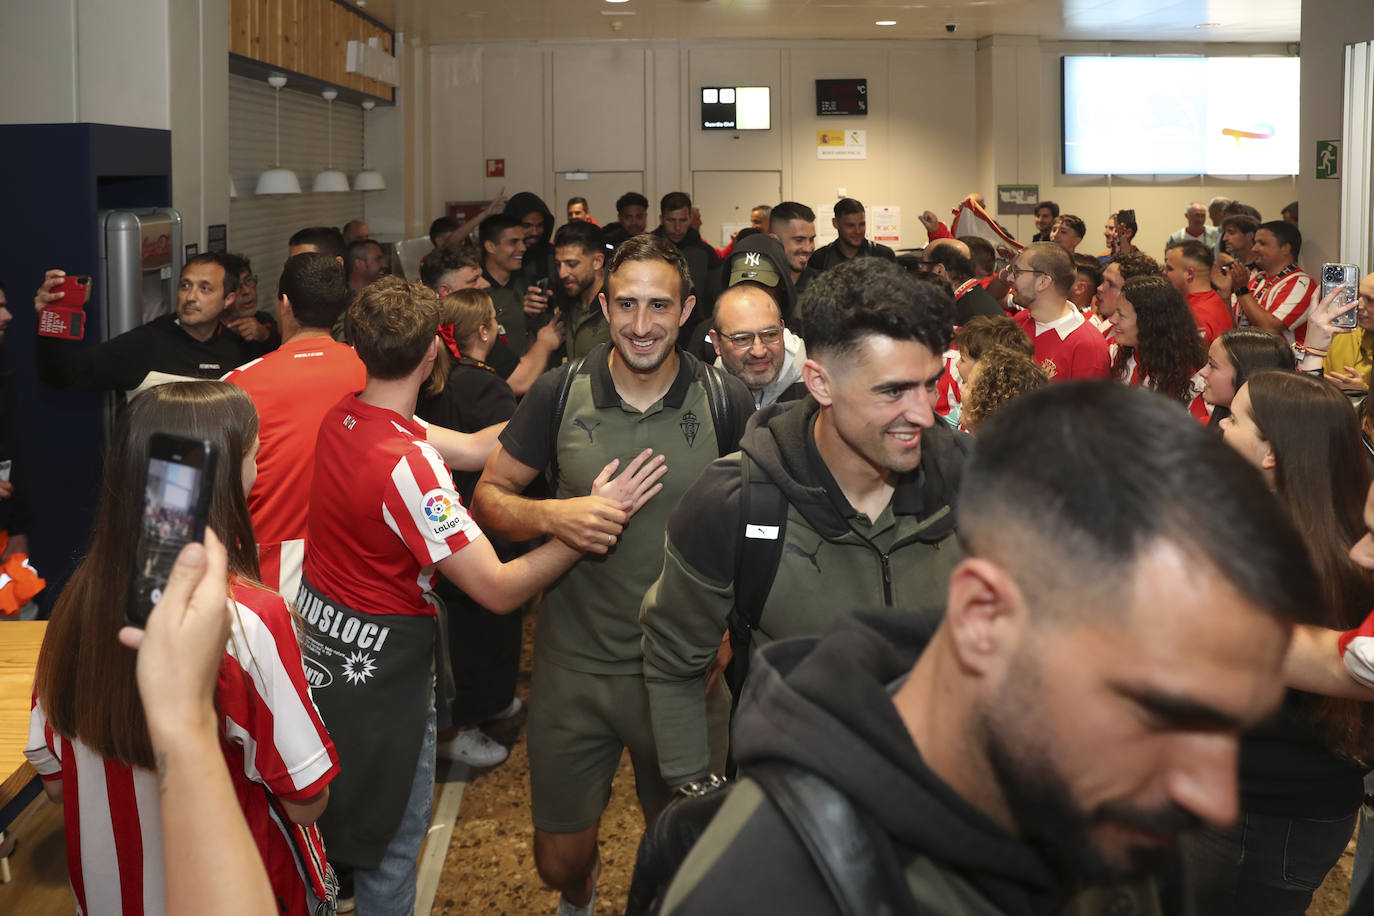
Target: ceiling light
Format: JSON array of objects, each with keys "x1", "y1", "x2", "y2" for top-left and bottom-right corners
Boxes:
[
  {"x1": 876, "y1": 20, "x2": 897, "y2": 26},
  {"x1": 605, "y1": 0, "x2": 631, "y2": 3},
  {"x1": 1194, "y1": 22, "x2": 1219, "y2": 28},
  {"x1": 256, "y1": 75, "x2": 302, "y2": 195},
  {"x1": 354, "y1": 100, "x2": 387, "y2": 191},
  {"x1": 313, "y1": 89, "x2": 351, "y2": 192}
]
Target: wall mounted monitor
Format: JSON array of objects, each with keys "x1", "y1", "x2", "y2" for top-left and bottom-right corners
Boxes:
[
  {"x1": 1061, "y1": 56, "x2": 1300, "y2": 175},
  {"x1": 701, "y1": 86, "x2": 771, "y2": 130}
]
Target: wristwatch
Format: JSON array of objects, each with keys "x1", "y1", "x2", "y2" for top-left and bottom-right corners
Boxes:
[{"x1": 675, "y1": 774, "x2": 728, "y2": 798}]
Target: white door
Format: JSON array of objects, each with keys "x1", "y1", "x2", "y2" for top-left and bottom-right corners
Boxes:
[
  {"x1": 691, "y1": 171, "x2": 783, "y2": 250},
  {"x1": 553, "y1": 171, "x2": 644, "y2": 232}
]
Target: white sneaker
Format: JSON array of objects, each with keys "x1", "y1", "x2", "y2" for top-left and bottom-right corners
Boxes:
[
  {"x1": 486, "y1": 697, "x2": 523, "y2": 721},
  {"x1": 436, "y1": 728, "x2": 509, "y2": 767},
  {"x1": 555, "y1": 858, "x2": 599, "y2": 916}
]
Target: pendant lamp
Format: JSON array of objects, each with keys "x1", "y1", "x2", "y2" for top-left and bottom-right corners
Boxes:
[
  {"x1": 313, "y1": 89, "x2": 351, "y2": 192},
  {"x1": 354, "y1": 99, "x2": 387, "y2": 191},
  {"x1": 256, "y1": 74, "x2": 302, "y2": 195}
]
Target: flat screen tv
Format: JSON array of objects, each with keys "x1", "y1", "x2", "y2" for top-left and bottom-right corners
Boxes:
[
  {"x1": 701, "y1": 86, "x2": 771, "y2": 130},
  {"x1": 1061, "y1": 56, "x2": 1299, "y2": 175}
]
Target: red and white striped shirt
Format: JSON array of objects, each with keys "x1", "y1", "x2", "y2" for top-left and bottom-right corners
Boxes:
[
  {"x1": 224, "y1": 338, "x2": 368, "y2": 599},
  {"x1": 1240, "y1": 263, "x2": 1314, "y2": 346},
  {"x1": 303, "y1": 394, "x2": 482, "y2": 617},
  {"x1": 24, "y1": 583, "x2": 338, "y2": 916}
]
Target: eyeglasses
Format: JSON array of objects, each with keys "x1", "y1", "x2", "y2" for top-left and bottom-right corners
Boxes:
[
  {"x1": 240, "y1": 274, "x2": 259, "y2": 287},
  {"x1": 719, "y1": 327, "x2": 783, "y2": 349},
  {"x1": 999, "y1": 265, "x2": 1047, "y2": 280}
]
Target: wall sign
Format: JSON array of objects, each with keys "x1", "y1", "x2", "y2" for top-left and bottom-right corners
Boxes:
[
  {"x1": 816, "y1": 79, "x2": 868, "y2": 116},
  {"x1": 996, "y1": 185, "x2": 1040, "y2": 216},
  {"x1": 1316, "y1": 139, "x2": 1341, "y2": 180},
  {"x1": 817, "y1": 129, "x2": 867, "y2": 160}
]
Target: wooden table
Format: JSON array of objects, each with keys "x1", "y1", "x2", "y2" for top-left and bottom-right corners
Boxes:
[{"x1": 0, "y1": 622, "x2": 45, "y2": 828}]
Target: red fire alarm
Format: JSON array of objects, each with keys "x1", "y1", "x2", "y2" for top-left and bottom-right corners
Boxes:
[{"x1": 485, "y1": 158, "x2": 505, "y2": 178}]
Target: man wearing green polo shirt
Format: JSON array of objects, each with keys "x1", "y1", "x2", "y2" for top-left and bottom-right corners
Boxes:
[{"x1": 471, "y1": 234, "x2": 753, "y2": 916}]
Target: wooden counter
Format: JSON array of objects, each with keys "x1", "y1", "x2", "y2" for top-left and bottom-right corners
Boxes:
[{"x1": 0, "y1": 622, "x2": 46, "y2": 824}]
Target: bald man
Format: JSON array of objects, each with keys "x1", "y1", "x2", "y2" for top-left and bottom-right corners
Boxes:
[{"x1": 923, "y1": 238, "x2": 1003, "y2": 324}]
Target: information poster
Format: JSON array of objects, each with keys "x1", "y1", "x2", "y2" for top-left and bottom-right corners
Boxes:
[
  {"x1": 817, "y1": 129, "x2": 867, "y2": 160},
  {"x1": 871, "y1": 206, "x2": 900, "y2": 245}
]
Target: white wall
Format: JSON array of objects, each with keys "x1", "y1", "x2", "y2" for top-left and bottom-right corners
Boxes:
[
  {"x1": 428, "y1": 39, "x2": 980, "y2": 251},
  {"x1": 1299, "y1": 0, "x2": 1374, "y2": 272}
]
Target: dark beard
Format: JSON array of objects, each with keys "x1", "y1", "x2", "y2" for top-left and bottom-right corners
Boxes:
[{"x1": 980, "y1": 661, "x2": 1203, "y2": 886}]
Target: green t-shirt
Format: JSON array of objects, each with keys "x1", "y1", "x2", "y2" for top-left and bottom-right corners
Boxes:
[{"x1": 498, "y1": 344, "x2": 753, "y2": 673}]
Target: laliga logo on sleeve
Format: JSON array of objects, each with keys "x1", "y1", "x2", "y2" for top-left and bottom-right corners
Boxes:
[{"x1": 422, "y1": 489, "x2": 464, "y2": 538}]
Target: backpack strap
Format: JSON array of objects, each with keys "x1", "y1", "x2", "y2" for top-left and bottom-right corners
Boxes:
[
  {"x1": 544, "y1": 355, "x2": 586, "y2": 493},
  {"x1": 695, "y1": 359, "x2": 742, "y2": 457},
  {"x1": 725, "y1": 453, "x2": 788, "y2": 707},
  {"x1": 750, "y1": 761, "x2": 915, "y2": 916}
]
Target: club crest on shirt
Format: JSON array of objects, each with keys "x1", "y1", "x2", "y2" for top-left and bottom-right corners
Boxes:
[
  {"x1": 680, "y1": 409, "x2": 700, "y2": 447},
  {"x1": 421, "y1": 488, "x2": 466, "y2": 538},
  {"x1": 1040, "y1": 359, "x2": 1059, "y2": 380}
]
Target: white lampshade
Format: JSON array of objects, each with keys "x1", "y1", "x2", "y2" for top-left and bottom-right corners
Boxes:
[
  {"x1": 313, "y1": 168, "x2": 351, "y2": 192},
  {"x1": 354, "y1": 169, "x2": 387, "y2": 191},
  {"x1": 256, "y1": 167, "x2": 302, "y2": 195}
]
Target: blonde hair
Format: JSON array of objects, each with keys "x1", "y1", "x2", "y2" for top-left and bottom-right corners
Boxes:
[{"x1": 428, "y1": 288, "x2": 497, "y2": 396}]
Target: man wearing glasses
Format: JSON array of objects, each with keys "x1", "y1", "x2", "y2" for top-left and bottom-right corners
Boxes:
[
  {"x1": 708, "y1": 246, "x2": 807, "y2": 407},
  {"x1": 1006, "y1": 242, "x2": 1111, "y2": 381},
  {"x1": 222, "y1": 254, "x2": 281, "y2": 357}
]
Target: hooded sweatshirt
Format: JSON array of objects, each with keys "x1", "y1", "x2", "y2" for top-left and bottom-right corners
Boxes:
[
  {"x1": 641, "y1": 398, "x2": 966, "y2": 785},
  {"x1": 505, "y1": 191, "x2": 556, "y2": 283},
  {"x1": 660, "y1": 612, "x2": 1176, "y2": 916}
]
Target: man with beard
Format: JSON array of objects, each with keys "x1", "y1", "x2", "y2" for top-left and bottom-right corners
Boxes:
[
  {"x1": 1007, "y1": 242, "x2": 1111, "y2": 380},
  {"x1": 658, "y1": 381, "x2": 1322, "y2": 916},
  {"x1": 522, "y1": 220, "x2": 610, "y2": 360},
  {"x1": 642, "y1": 259, "x2": 967, "y2": 797},
  {"x1": 804, "y1": 198, "x2": 896, "y2": 277},
  {"x1": 472, "y1": 234, "x2": 752, "y2": 916},
  {"x1": 768, "y1": 201, "x2": 817, "y2": 293},
  {"x1": 602, "y1": 192, "x2": 650, "y2": 251},
  {"x1": 507, "y1": 191, "x2": 558, "y2": 286},
  {"x1": 653, "y1": 191, "x2": 721, "y2": 342}
]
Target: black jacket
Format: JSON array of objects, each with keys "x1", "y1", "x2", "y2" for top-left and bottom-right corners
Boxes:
[
  {"x1": 805, "y1": 237, "x2": 896, "y2": 276},
  {"x1": 955, "y1": 282, "x2": 1006, "y2": 324},
  {"x1": 37, "y1": 314, "x2": 254, "y2": 392}
]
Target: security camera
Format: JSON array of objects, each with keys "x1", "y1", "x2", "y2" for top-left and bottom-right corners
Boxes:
[{"x1": 945, "y1": 22, "x2": 958, "y2": 33}]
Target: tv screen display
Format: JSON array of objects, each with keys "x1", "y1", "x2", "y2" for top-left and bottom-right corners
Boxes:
[
  {"x1": 1061, "y1": 56, "x2": 1299, "y2": 175},
  {"x1": 701, "y1": 86, "x2": 771, "y2": 131}
]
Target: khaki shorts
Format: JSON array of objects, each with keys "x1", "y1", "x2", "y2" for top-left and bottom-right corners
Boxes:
[{"x1": 527, "y1": 660, "x2": 729, "y2": 833}]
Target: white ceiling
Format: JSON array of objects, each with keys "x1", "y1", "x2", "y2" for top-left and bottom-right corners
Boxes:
[{"x1": 354, "y1": 0, "x2": 1302, "y2": 45}]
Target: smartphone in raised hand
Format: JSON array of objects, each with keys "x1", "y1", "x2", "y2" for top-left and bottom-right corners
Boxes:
[{"x1": 126, "y1": 434, "x2": 217, "y2": 628}]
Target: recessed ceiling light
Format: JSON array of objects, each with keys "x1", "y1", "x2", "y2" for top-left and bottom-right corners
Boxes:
[
  {"x1": 876, "y1": 20, "x2": 897, "y2": 26},
  {"x1": 606, "y1": 0, "x2": 631, "y2": 4},
  {"x1": 1194, "y1": 22, "x2": 1219, "y2": 28}
]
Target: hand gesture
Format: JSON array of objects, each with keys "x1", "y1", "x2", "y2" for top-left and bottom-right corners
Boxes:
[
  {"x1": 919, "y1": 210, "x2": 939, "y2": 232},
  {"x1": 1226, "y1": 260, "x2": 1251, "y2": 295},
  {"x1": 486, "y1": 186, "x2": 508, "y2": 216},
  {"x1": 1327, "y1": 366, "x2": 1368, "y2": 392},
  {"x1": 34, "y1": 269, "x2": 67, "y2": 314},
  {"x1": 118, "y1": 530, "x2": 231, "y2": 738},
  {"x1": 592, "y1": 448, "x2": 667, "y2": 516},
  {"x1": 1211, "y1": 256, "x2": 1233, "y2": 299},
  {"x1": 535, "y1": 317, "x2": 565, "y2": 351},
  {"x1": 523, "y1": 283, "x2": 550, "y2": 319},
  {"x1": 226, "y1": 316, "x2": 269, "y2": 342},
  {"x1": 549, "y1": 449, "x2": 667, "y2": 554},
  {"x1": 1307, "y1": 283, "x2": 1361, "y2": 337}
]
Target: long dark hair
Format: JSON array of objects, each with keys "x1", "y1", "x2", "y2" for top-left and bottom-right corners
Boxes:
[
  {"x1": 33, "y1": 382, "x2": 261, "y2": 770},
  {"x1": 1112, "y1": 275, "x2": 1206, "y2": 403},
  {"x1": 1208, "y1": 328, "x2": 1296, "y2": 425},
  {"x1": 1247, "y1": 370, "x2": 1374, "y2": 758}
]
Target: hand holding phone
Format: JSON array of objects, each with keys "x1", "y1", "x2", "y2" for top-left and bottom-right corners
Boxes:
[
  {"x1": 523, "y1": 278, "x2": 552, "y2": 319},
  {"x1": 36, "y1": 272, "x2": 91, "y2": 340},
  {"x1": 1322, "y1": 263, "x2": 1361, "y2": 331},
  {"x1": 126, "y1": 434, "x2": 217, "y2": 628}
]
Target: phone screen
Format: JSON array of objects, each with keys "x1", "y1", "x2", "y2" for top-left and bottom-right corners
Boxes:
[{"x1": 127, "y1": 435, "x2": 216, "y2": 627}]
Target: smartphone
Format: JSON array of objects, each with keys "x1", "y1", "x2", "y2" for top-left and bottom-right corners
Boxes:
[
  {"x1": 536, "y1": 277, "x2": 550, "y2": 297},
  {"x1": 1322, "y1": 263, "x2": 1362, "y2": 330},
  {"x1": 126, "y1": 434, "x2": 217, "y2": 628},
  {"x1": 37, "y1": 275, "x2": 92, "y2": 341}
]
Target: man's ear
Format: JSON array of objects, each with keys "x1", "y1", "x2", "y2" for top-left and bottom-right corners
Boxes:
[
  {"x1": 802, "y1": 358, "x2": 833, "y2": 406},
  {"x1": 943, "y1": 557, "x2": 1029, "y2": 680},
  {"x1": 278, "y1": 293, "x2": 293, "y2": 321},
  {"x1": 708, "y1": 329, "x2": 723, "y2": 359},
  {"x1": 599, "y1": 291, "x2": 610, "y2": 323},
  {"x1": 677, "y1": 294, "x2": 697, "y2": 328},
  {"x1": 592, "y1": 252, "x2": 605, "y2": 272}
]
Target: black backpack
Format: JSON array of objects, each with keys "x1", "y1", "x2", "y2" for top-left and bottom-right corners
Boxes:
[
  {"x1": 724, "y1": 453, "x2": 789, "y2": 706},
  {"x1": 623, "y1": 759, "x2": 915, "y2": 916}
]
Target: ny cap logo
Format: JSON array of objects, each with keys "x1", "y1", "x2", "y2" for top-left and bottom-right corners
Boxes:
[{"x1": 744, "y1": 252, "x2": 761, "y2": 267}]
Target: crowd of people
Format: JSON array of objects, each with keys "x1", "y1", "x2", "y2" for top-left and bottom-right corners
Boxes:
[{"x1": 12, "y1": 180, "x2": 1374, "y2": 916}]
